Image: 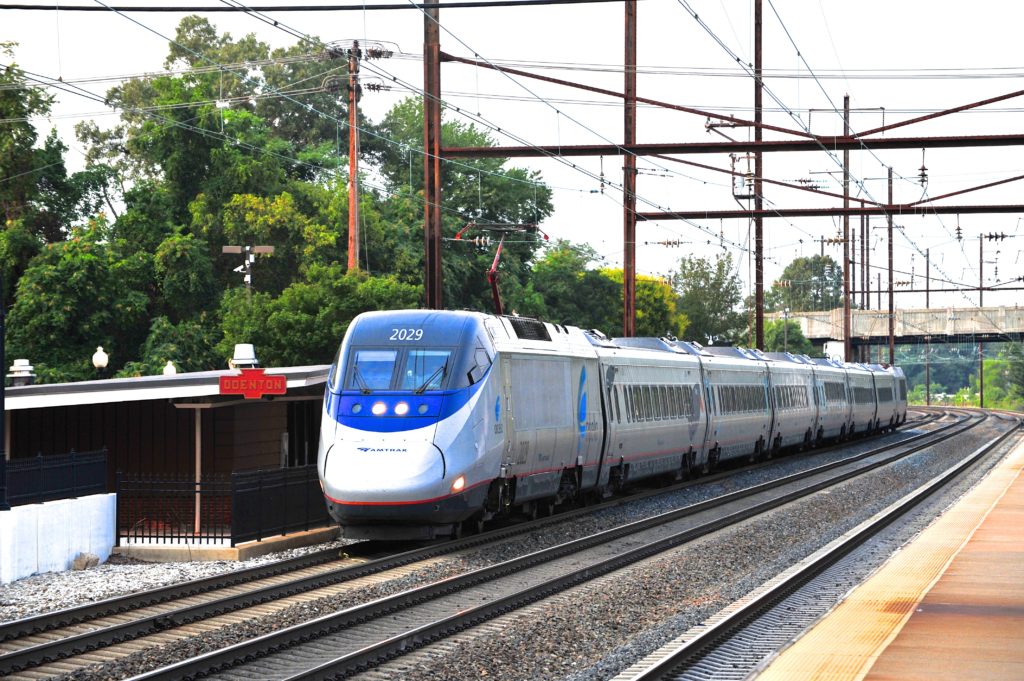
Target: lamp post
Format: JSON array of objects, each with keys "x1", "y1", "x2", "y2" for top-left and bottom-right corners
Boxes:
[
  {"x1": 783, "y1": 308, "x2": 790, "y2": 353},
  {"x1": 92, "y1": 346, "x2": 109, "y2": 378}
]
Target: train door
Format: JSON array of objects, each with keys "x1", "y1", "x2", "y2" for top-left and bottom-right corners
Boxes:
[
  {"x1": 575, "y1": 357, "x2": 604, "y2": 489},
  {"x1": 764, "y1": 368, "x2": 777, "y2": 450},
  {"x1": 698, "y1": 360, "x2": 716, "y2": 465},
  {"x1": 500, "y1": 355, "x2": 533, "y2": 475}
]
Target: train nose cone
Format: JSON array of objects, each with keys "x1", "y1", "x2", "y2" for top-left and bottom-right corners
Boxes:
[{"x1": 323, "y1": 440, "x2": 447, "y2": 503}]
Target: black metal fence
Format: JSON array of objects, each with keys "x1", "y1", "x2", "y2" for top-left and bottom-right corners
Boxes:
[
  {"x1": 1, "y1": 449, "x2": 108, "y2": 509},
  {"x1": 116, "y1": 464, "x2": 330, "y2": 546},
  {"x1": 117, "y1": 473, "x2": 233, "y2": 545}
]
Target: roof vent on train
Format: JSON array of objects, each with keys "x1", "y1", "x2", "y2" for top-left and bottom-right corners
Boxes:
[
  {"x1": 584, "y1": 329, "x2": 619, "y2": 347},
  {"x1": 704, "y1": 346, "x2": 762, "y2": 360},
  {"x1": 613, "y1": 337, "x2": 676, "y2": 352},
  {"x1": 506, "y1": 315, "x2": 552, "y2": 342},
  {"x1": 764, "y1": 351, "x2": 812, "y2": 364}
]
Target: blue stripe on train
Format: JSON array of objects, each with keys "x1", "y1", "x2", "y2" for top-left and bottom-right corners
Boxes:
[{"x1": 327, "y1": 381, "x2": 484, "y2": 433}]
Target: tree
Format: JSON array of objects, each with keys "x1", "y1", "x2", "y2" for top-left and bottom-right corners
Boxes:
[
  {"x1": 602, "y1": 269, "x2": 687, "y2": 338},
  {"x1": 0, "y1": 45, "x2": 54, "y2": 224},
  {"x1": 671, "y1": 253, "x2": 746, "y2": 345},
  {"x1": 6, "y1": 218, "x2": 150, "y2": 381},
  {"x1": 763, "y1": 319, "x2": 813, "y2": 355},
  {"x1": 528, "y1": 240, "x2": 618, "y2": 330},
  {"x1": 217, "y1": 264, "x2": 422, "y2": 367},
  {"x1": 375, "y1": 97, "x2": 554, "y2": 311},
  {"x1": 117, "y1": 315, "x2": 221, "y2": 376},
  {"x1": 153, "y1": 233, "x2": 217, "y2": 322},
  {"x1": 766, "y1": 255, "x2": 842, "y2": 312}
]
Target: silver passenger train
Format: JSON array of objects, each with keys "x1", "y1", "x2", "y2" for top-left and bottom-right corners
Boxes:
[{"x1": 317, "y1": 310, "x2": 908, "y2": 539}]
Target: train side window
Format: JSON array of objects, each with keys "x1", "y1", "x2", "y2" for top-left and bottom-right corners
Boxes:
[
  {"x1": 641, "y1": 386, "x2": 652, "y2": 421},
  {"x1": 625, "y1": 387, "x2": 634, "y2": 423},
  {"x1": 660, "y1": 386, "x2": 670, "y2": 420},
  {"x1": 671, "y1": 386, "x2": 681, "y2": 419},
  {"x1": 467, "y1": 347, "x2": 491, "y2": 385}
]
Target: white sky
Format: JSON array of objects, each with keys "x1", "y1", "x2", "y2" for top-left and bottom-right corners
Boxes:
[{"x1": 5, "y1": 0, "x2": 1024, "y2": 316}]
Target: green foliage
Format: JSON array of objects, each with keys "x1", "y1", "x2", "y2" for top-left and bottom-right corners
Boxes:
[
  {"x1": 6, "y1": 219, "x2": 150, "y2": 381},
  {"x1": 671, "y1": 253, "x2": 746, "y2": 345},
  {"x1": 763, "y1": 319, "x2": 813, "y2": 355},
  {"x1": 602, "y1": 269, "x2": 688, "y2": 339},
  {"x1": 765, "y1": 255, "x2": 842, "y2": 312},
  {"x1": 153, "y1": 233, "x2": 217, "y2": 321},
  {"x1": 0, "y1": 219, "x2": 41, "y2": 298},
  {"x1": 0, "y1": 45, "x2": 54, "y2": 224},
  {"x1": 527, "y1": 240, "x2": 616, "y2": 329},
  {"x1": 217, "y1": 265, "x2": 422, "y2": 367},
  {"x1": 117, "y1": 315, "x2": 222, "y2": 376}
]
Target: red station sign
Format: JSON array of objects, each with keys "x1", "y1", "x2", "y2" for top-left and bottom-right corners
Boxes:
[{"x1": 219, "y1": 368, "x2": 287, "y2": 399}]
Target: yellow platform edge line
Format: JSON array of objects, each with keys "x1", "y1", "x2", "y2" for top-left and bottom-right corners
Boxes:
[{"x1": 756, "y1": 436, "x2": 1024, "y2": 681}]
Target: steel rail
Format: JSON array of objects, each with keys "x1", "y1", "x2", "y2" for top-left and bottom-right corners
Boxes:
[
  {"x1": 0, "y1": 547, "x2": 342, "y2": 641},
  {"x1": 132, "y1": 412, "x2": 973, "y2": 680},
  {"x1": 624, "y1": 417, "x2": 1021, "y2": 680},
  {"x1": 0, "y1": 434, "x2": 849, "y2": 674},
  {"x1": 0, "y1": 410, "x2": 937, "y2": 676}
]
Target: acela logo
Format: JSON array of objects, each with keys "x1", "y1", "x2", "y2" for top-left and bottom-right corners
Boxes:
[{"x1": 356, "y1": 447, "x2": 408, "y2": 453}]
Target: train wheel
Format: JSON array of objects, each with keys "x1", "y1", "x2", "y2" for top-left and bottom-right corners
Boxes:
[{"x1": 815, "y1": 427, "x2": 824, "y2": 447}]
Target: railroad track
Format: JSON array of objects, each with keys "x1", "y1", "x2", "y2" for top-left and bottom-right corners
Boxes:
[
  {"x1": 615, "y1": 412, "x2": 1021, "y2": 681},
  {"x1": 114, "y1": 410, "x2": 971, "y2": 680},
  {"x1": 0, "y1": 411, "x2": 942, "y2": 680}
]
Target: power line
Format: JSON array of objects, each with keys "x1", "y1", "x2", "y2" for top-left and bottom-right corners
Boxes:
[{"x1": 1, "y1": 0, "x2": 625, "y2": 11}]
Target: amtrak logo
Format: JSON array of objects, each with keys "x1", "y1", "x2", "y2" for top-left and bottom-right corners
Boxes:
[
  {"x1": 495, "y1": 395, "x2": 501, "y2": 422},
  {"x1": 356, "y1": 447, "x2": 408, "y2": 453},
  {"x1": 576, "y1": 366, "x2": 588, "y2": 453}
]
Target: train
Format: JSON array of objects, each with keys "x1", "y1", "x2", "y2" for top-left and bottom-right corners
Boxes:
[{"x1": 317, "y1": 310, "x2": 908, "y2": 540}]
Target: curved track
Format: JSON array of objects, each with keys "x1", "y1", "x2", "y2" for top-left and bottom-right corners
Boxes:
[
  {"x1": 126, "y1": 411, "x2": 971, "y2": 680},
  {"x1": 0, "y1": 413, "x2": 941, "y2": 680}
]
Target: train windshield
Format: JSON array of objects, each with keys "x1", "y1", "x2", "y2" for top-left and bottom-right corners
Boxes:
[
  {"x1": 400, "y1": 350, "x2": 450, "y2": 392},
  {"x1": 345, "y1": 348, "x2": 453, "y2": 392},
  {"x1": 350, "y1": 350, "x2": 398, "y2": 391}
]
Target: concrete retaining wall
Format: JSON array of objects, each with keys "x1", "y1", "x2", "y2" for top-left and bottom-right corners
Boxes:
[{"x1": 0, "y1": 493, "x2": 116, "y2": 584}]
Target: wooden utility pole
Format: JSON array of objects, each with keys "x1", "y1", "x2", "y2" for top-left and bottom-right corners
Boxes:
[
  {"x1": 347, "y1": 43, "x2": 361, "y2": 273},
  {"x1": 979, "y1": 236, "x2": 984, "y2": 407},
  {"x1": 423, "y1": 4, "x2": 443, "y2": 309},
  {"x1": 888, "y1": 166, "x2": 895, "y2": 365},
  {"x1": 622, "y1": 0, "x2": 637, "y2": 336},
  {"x1": 842, "y1": 95, "x2": 851, "y2": 361},
  {"x1": 754, "y1": 0, "x2": 765, "y2": 349}
]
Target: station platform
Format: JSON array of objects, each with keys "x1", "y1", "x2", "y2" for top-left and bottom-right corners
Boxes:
[
  {"x1": 757, "y1": 433, "x2": 1024, "y2": 680},
  {"x1": 112, "y1": 525, "x2": 340, "y2": 563}
]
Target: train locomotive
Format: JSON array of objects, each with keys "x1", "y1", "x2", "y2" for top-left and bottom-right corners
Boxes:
[{"x1": 317, "y1": 310, "x2": 908, "y2": 540}]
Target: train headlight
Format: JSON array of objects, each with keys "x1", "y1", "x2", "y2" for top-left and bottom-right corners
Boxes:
[
  {"x1": 394, "y1": 401, "x2": 409, "y2": 416},
  {"x1": 451, "y1": 475, "x2": 466, "y2": 493},
  {"x1": 371, "y1": 401, "x2": 387, "y2": 416},
  {"x1": 418, "y1": 403, "x2": 429, "y2": 415}
]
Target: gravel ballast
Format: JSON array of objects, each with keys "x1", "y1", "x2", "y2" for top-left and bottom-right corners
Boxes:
[{"x1": 1, "y1": 417, "x2": 1012, "y2": 681}]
